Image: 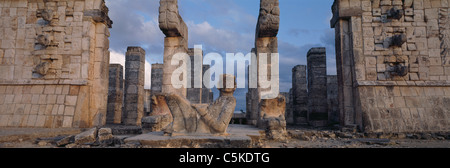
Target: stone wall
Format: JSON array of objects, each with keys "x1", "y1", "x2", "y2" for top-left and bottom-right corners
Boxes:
[
  {"x1": 0, "y1": 0, "x2": 112, "y2": 128},
  {"x1": 331, "y1": 0, "x2": 450, "y2": 133},
  {"x1": 106, "y1": 64, "x2": 123, "y2": 124}
]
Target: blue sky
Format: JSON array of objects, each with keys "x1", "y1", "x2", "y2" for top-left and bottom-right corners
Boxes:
[{"x1": 105, "y1": 0, "x2": 336, "y2": 111}]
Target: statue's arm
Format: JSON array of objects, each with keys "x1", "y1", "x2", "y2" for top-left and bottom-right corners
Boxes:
[{"x1": 198, "y1": 99, "x2": 236, "y2": 133}]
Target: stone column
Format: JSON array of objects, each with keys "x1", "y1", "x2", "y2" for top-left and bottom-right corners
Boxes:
[
  {"x1": 186, "y1": 48, "x2": 202, "y2": 104},
  {"x1": 307, "y1": 47, "x2": 328, "y2": 127},
  {"x1": 150, "y1": 64, "x2": 163, "y2": 114},
  {"x1": 292, "y1": 65, "x2": 308, "y2": 124},
  {"x1": 201, "y1": 65, "x2": 213, "y2": 104},
  {"x1": 246, "y1": 50, "x2": 260, "y2": 125},
  {"x1": 151, "y1": 64, "x2": 164, "y2": 95},
  {"x1": 159, "y1": 0, "x2": 189, "y2": 98},
  {"x1": 281, "y1": 92, "x2": 293, "y2": 124},
  {"x1": 106, "y1": 64, "x2": 124, "y2": 124},
  {"x1": 327, "y1": 75, "x2": 339, "y2": 124},
  {"x1": 122, "y1": 47, "x2": 146, "y2": 126}
]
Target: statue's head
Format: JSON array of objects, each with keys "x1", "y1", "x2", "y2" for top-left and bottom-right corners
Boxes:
[
  {"x1": 150, "y1": 94, "x2": 171, "y2": 116},
  {"x1": 218, "y1": 74, "x2": 236, "y2": 96}
]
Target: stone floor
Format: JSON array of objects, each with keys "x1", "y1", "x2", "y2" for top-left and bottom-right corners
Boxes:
[
  {"x1": 0, "y1": 125, "x2": 449, "y2": 148},
  {"x1": 125, "y1": 125, "x2": 265, "y2": 148}
]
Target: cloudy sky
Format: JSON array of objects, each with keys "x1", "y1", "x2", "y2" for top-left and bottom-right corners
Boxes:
[{"x1": 105, "y1": 0, "x2": 336, "y2": 111}]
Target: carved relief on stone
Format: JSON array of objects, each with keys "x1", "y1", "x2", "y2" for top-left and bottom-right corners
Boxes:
[
  {"x1": 33, "y1": 62, "x2": 50, "y2": 77},
  {"x1": 256, "y1": 0, "x2": 280, "y2": 37},
  {"x1": 439, "y1": 8, "x2": 450, "y2": 66},
  {"x1": 158, "y1": 0, "x2": 188, "y2": 38},
  {"x1": 35, "y1": 34, "x2": 50, "y2": 50}
]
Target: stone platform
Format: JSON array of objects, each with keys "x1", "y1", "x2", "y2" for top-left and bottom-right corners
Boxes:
[{"x1": 124, "y1": 125, "x2": 265, "y2": 148}]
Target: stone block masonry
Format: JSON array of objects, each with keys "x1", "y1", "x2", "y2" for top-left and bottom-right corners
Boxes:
[
  {"x1": 122, "y1": 47, "x2": 145, "y2": 126},
  {"x1": 186, "y1": 48, "x2": 202, "y2": 104},
  {"x1": 0, "y1": 0, "x2": 112, "y2": 128},
  {"x1": 307, "y1": 48, "x2": 328, "y2": 127},
  {"x1": 201, "y1": 65, "x2": 213, "y2": 104},
  {"x1": 327, "y1": 75, "x2": 339, "y2": 124},
  {"x1": 291, "y1": 65, "x2": 308, "y2": 125},
  {"x1": 106, "y1": 64, "x2": 123, "y2": 124},
  {"x1": 331, "y1": 0, "x2": 450, "y2": 133},
  {"x1": 151, "y1": 64, "x2": 163, "y2": 95}
]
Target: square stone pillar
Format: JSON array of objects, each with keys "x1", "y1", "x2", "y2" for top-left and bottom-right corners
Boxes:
[
  {"x1": 151, "y1": 64, "x2": 164, "y2": 94},
  {"x1": 201, "y1": 65, "x2": 213, "y2": 104},
  {"x1": 122, "y1": 47, "x2": 146, "y2": 126},
  {"x1": 106, "y1": 64, "x2": 124, "y2": 124},
  {"x1": 327, "y1": 75, "x2": 339, "y2": 124},
  {"x1": 186, "y1": 48, "x2": 203, "y2": 104},
  {"x1": 149, "y1": 64, "x2": 163, "y2": 114},
  {"x1": 307, "y1": 47, "x2": 328, "y2": 127},
  {"x1": 292, "y1": 65, "x2": 308, "y2": 124},
  {"x1": 162, "y1": 37, "x2": 188, "y2": 98}
]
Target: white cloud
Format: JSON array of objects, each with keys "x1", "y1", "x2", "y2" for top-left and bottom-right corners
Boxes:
[
  {"x1": 187, "y1": 21, "x2": 253, "y2": 53},
  {"x1": 110, "y1": 50, "x2": 152, "y2": 90}
]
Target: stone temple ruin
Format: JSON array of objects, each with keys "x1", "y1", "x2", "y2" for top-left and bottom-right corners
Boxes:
[
  {"x1": 331, "y1": 0, "x2": 449, "y2": 133},
  {"x1": 0, "y1": 0, "x2": 449, "y2": 148}
]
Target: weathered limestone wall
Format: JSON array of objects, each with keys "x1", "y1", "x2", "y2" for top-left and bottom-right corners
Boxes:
[
  {"x1": 0, "y1": 0, "x2": 112, "y2": 128},
  {"x1": 106, "y1": 64, "x2": 123, "y2": 124},
  {"x1": 307, "y1": 48, "x2": 328, "y2": 127},
  {"x1": 122, "y1": 47, "x2": 145, "y2": 126},
  {"x1": 327, "y1": 75, "x2": 339, "y2": 124},
  {"x1": 291, "y1": 65, "x2": 308, "y2": 124},
  {"x1": 331, "y1": 0, "x2": 450, "y2": 133}
]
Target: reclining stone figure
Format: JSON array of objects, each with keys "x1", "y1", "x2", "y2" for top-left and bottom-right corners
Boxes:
[{"x1": 143, "y1": 75, "x2": 237, "y2": 135}]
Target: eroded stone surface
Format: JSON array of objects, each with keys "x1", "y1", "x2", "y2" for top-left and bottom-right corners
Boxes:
[
  {"x1": 259, "y1": 94, "x2": 287, "y2": 140},
  {"x1": 256, "y1": 0, "x2": 280, "y2": 37}
]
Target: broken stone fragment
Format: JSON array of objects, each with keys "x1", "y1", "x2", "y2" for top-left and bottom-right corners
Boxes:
[
  {"x1": 74, "y1": 128, "x2": 98, "y2": 145},
  {"x1": 56, "y1": 135, "x2": 75, "y2": 147},
  {"x1": 98, "y1": 128, "x2": 114, "y2": 146}
]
